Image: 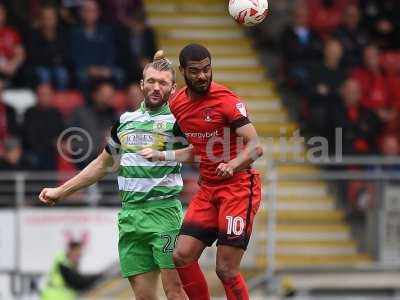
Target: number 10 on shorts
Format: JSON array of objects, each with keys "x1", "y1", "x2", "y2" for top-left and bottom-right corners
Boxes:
[{"x1": 226, "y1": 216, "x2": 244, "y2": 235}]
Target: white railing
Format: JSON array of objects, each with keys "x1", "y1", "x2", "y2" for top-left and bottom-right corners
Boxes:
[
  {"x1": 0, "y1": 172, "x2": 122, "y2": 208},
  {"x1": 0, "y1": 170, "x2": 199, "y2": 208}
]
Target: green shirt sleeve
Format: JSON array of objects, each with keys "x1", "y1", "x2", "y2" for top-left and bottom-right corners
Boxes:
[{"x1": 172, "y1": 122, "x2": 188, "y2": 150}]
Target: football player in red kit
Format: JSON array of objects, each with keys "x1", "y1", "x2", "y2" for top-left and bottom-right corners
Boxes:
[{"x1": 140, "y1": 45, "x2": 263, "y2": 300}]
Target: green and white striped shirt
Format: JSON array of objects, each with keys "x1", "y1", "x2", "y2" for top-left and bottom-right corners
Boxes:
[{"x1": 106, "y1": 102, "x2": 187, "y2": 206}]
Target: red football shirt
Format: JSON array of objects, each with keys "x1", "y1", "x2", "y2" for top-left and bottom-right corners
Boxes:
[
  {"x1": 351, "y1": 68, "x2": 390, "y2": 110},
  {"x1": 170, "y1": 82, "x2": 251, "y2": 183}
]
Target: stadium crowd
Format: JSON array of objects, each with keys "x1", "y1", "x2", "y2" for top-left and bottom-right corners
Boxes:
[
  {"x1": 2, "y1": 0, "x2": 400, "y2": 169},
  {"x1": 0, "y1": 0, "x2": 156, "y2": 172},
  {"x1": 258, "y1": 0, "x2": 400, "y2": 215},
  {"x1": 277, "y1": 0, "x2": 400, "y2": 157}
]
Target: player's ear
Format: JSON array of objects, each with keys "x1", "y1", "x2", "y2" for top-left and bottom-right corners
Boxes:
[
  {"x1": 140, "y1": 79, "x2": 144, "y2": 91},
  {"x1": 179, "y1": 66, "x2": 184, "y2": 76},
  {"x1": 171, "y1": 82, "x2": 177, "y2": 94}
]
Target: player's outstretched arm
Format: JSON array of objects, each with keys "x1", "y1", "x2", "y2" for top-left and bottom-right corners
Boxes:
[
  {"x1": 39, "y1": 150, "x2": 115, "y2": 205},
  {"x1": 139, "y1": 145, "x2": 194, "y2": 163},
  {"x1": 216, "y1": 123, "x2": 263, "y2": 178}
]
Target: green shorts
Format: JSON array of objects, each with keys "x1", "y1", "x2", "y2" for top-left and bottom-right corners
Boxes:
[{"x1": 118, "y1": 199, "x2": 183, "y2": 278}]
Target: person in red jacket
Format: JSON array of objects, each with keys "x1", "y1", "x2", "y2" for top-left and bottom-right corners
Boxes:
[
  {"x1": 329, "y1": 78, "x2": 382, "y2": 154},
  {"x1": 307, "y1": 0, "x2": 350, "y2": 39},
  {"x1": 351, "y1": 45, "x2": 396, "y2": 124},
  {"x1": 0, "y1": 4, "x2": 25, "y2": 82}
]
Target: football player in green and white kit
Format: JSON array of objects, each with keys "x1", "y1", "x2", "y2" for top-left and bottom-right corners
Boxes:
[{"x1": 39, "y1": 52, "x2": 188, "y2": 300}]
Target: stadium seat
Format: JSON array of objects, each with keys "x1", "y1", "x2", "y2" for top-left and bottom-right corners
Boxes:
[
  {"x1": 2, "y1": 89, "x2": 36, "y2": 116},
  {"x1": 52, "y1": 90, "x2": 84, "y2": 117},
  {"x1": 111, "y1": 91, "x2": 128, "y2": 114}
]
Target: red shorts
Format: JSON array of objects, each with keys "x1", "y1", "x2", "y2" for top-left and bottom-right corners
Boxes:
[{"x1": 180, "y1": 169, "x2": 261, "y2": 250}]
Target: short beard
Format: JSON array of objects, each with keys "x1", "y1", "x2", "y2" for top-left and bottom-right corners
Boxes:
[
  {"x1": 185, "y1": 74, "x2": 212, "y2": 97},
  {"x1": 144, "y1": 92, "x2": 170, "y2": 110}
]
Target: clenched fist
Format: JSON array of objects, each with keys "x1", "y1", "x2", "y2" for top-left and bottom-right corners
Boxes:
[
  {"x1": 39, "y1": 187, "x2": 63, "y2": 206},
  {"x1": 215, "y1": 163, "x2": 234, "y2": 178}
]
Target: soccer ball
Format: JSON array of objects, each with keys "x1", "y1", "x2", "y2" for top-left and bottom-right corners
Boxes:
[{"x1": 228, "y1": 0, "x2": 269, "y2": 26}]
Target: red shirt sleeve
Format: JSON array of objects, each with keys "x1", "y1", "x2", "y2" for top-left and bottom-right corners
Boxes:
[{"x1": 223, "y1": 93, "x2": 250, "y2": 129}]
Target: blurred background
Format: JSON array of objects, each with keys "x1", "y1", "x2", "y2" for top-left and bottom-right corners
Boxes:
[{"x1": 1, "y1": 0, "x2": 400, "y2": 299}]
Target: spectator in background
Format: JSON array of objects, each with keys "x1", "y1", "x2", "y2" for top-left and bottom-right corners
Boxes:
[
  {"x1": 0, "y1": 137, "x2": 30, "y2": 170},
  {"x1": 334, "y1": 4, "x2": 369, "y2": 67},
  {"x1": 59, "y1": 0, "x2": 85, "y2": 26},
  {"x1": 68, "y1": 81, "x2": 116, "y2": 169},
  {"x1": 0, "y1": 78, "x2": 18, "y2": 152},
  {"x1": 126, "y1": 82, "x2": 143, "y2": 110},
  {"x1": 0, "y1": 3, "x2": 25, "y2": 84},
  {"x1": 280, "y1": 4, "x2": 322, "y2": 90},
  {"x1": 306, "y1": 39, "x2": 346, "y2": 136},
  {"x1": 375, "y1": 135, "x2": 400, "y2": 182},
  {"x1": 41, "y1": 240, "x2": 101, "y2": 300},
  {"x1": 351, "y1": 45, "x2": 396, "y2": 124},
  {"x1": 307, "y1": 0, "x2": 348, "y2": 39},
  {"x1": 330, "y1": 78, "x2": 382, "y2": 155},
  {"x1": 22, "y1": 84, "x2": 64, "y2": 170},
  {"x1": 28, "y1": 5, "x2": 69, "y2": 90},
  {"x1": 308, "y1": 39, "x2": 346, "y2": 101},
  {"x1": 360, "y1": 0, "x2": 400, "y2": 49},
  {"x1": 103, "y1": 0, "x2": 144, "y2": 26},
  {"x1": 380, "y1": 134, "x2": 399, "y2": 157},
  {"x1": 69, "y1": 0, "x2": 123, "y2": 92},
  {"x1": 127, "y1": 12, "x2": 157, "y2": 69},
  {"x1": 113, "y1": 16, "x2": 142, "y2": 84}
]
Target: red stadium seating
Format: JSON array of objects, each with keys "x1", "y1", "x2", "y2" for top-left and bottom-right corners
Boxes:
[
  {"x1": 381, "y1": 51, "x2": 400, "y2": 76},
  {"x1": 111, "y1": 91, "x2": 128, "y2": 114},
  {"x1": 52, "y1": 90, "x2": 84, "y2": 117}
]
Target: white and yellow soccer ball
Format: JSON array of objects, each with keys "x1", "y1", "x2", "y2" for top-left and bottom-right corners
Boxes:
[{"x1": 228, "y1": 0, "x2": 269, "y2": 26}]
